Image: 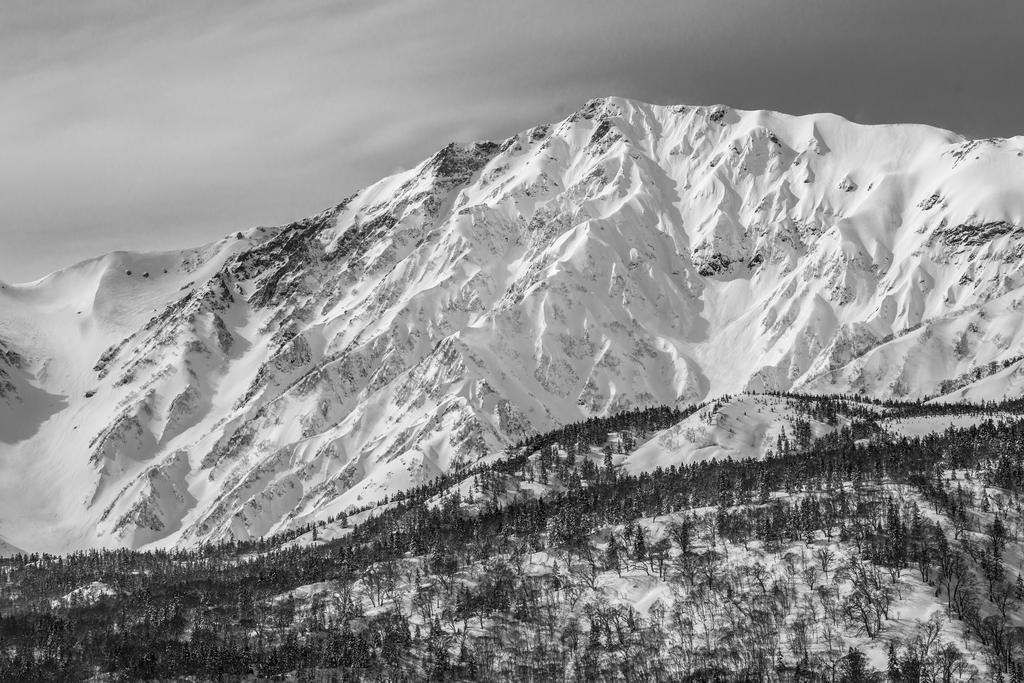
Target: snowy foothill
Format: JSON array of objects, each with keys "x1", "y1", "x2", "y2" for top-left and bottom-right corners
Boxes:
[{"x1": 49, "y1": 581, "x2": 118, "y2": 609}]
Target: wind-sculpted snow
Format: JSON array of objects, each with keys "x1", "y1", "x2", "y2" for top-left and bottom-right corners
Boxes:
[{"x1": 3, "y1": 96, "x2": 1024, "y2": 551}]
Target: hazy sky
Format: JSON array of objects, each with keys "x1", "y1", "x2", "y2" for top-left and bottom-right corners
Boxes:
[{"x1": 3, "y1": 0, "x2": 1023, "y2": 282}]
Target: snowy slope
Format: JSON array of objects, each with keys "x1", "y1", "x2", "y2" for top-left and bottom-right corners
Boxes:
[
  {"x1": 624, "y1": 394, "x2": 842, "y2": 472},
  {"x1": 4, "y1": 96, "x2": 1024, "y2": 551},
  {"x1": 0, "y1": 534, "x2": 23, "y2": 557}
]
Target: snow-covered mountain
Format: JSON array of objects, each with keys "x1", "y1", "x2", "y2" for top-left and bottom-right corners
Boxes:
[{"x1": 3, "y1": 96, "x2": 1024, "y2": 552}]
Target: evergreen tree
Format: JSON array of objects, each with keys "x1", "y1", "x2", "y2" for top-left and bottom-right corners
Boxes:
[
  {"x1": 886, "y1": 642, "x2": 900, "y2": 682},
  {"x1": 604, "y1": 534, "x2": 621, "y2": 575},
  {"x1": 632, "y1": 527, "x2": 647, "y2": 564},
  {"x1": 839, "y1": 648, "x2": 872, "y2": 682}
]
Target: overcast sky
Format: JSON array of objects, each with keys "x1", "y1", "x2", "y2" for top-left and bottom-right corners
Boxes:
[{"x1": 3, "y1": 0, "x2": 1023, "y2": 282}]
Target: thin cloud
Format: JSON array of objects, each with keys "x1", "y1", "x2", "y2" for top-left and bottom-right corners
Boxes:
[{"x1": 2, "y1": 0, "x2": 1022, "y2": 282}]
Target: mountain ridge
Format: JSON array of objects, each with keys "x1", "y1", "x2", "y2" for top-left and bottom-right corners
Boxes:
[{"x1": 3, "y1": 96, "x2": 1024, "y2": 551}]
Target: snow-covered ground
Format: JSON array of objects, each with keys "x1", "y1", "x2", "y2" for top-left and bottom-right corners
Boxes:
[
  {"x1": 50, "y1": 581, "x2": 118, "y2": 609},
  {"x1": 275, "y1": 471, "x2": 1017, "y2": 679},
  {"x1": 878, "y1": 412, "x2": 1009, "y2": 438},
  {"x1": 625, "y1": 394, "x2": 842, "y2": 471}
]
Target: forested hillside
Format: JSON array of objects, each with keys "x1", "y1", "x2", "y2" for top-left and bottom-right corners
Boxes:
[{"x1": 2, "y1": 394, "x2": 1024, "y2": 681}]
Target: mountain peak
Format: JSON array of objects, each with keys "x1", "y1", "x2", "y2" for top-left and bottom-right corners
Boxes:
[{"x1": 3, "y1": 99, "x2": 1024, "y2": 551}]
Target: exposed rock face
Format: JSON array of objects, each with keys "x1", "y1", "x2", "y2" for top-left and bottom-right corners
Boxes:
[
  {"x1": 0, "y1": 340, "x2": 21, "y2": 400},
  {"x1": 4, "y1": 96, "x2": 1024, "y2": 550}
]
